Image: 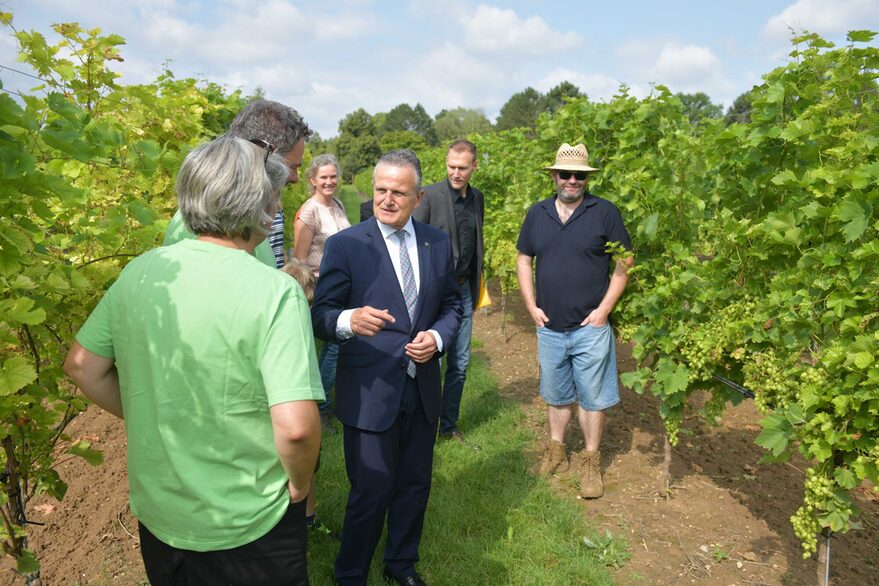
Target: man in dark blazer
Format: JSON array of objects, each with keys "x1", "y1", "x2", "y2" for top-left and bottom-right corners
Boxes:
[
  {"x1": 312, "y1": 150, "x2": 462, "y2": 586},
  {"x1": 413, "y1": 139, "x2": 484, "y2": 443}
]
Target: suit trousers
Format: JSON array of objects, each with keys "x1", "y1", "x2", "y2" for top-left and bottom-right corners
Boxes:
[{"x1": 335, "y1": 376, "x2": 437, "y2": 584}]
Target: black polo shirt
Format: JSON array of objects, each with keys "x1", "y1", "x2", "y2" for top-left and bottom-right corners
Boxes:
[{"x1": 516, "y1": 193, "x2": 631, "y2": 331}]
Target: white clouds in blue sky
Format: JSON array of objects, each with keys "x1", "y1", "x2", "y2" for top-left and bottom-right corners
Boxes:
[{"x1": 2, "y1": 0, "x2": 877, "y2": 136}]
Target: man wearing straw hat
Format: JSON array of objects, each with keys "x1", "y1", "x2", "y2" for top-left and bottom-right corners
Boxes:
[{"x1": 515, "y1": 143, "x2": 633, "y2": 498}]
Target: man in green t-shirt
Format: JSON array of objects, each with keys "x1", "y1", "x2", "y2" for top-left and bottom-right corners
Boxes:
[{"x1": 65, "y1": 137, "x2": 323, "y2": 585}]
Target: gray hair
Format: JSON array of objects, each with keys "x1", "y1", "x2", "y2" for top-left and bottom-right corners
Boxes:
[
  {"x1": 305, "y1": 154, "x2": 342, "y2": 195},
  {"x1": 266, "y1": 153, "x2": 289, "y2": 192},
  {"x1": 177, "y1": 136, "x2": 277, "y2": 239},
  {"x1": 228, "y1": 99, "x2": 313, "y2": 155},
  {"x1": 374, "y1": 149, "x2": 423, "y2": 193}
]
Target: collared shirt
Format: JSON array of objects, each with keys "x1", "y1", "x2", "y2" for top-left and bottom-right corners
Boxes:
[
  {"x1": 516, "y1": 193, "x2": 631, "y2": 331},
  {"x1": 451, "y1": 183, "x2": 478, "y2": 281},
  {"x1": 336, "y1": 218, "x2": 442, "y2": 350},
  {"x1": 376, "y1": 218, "x2": 422, "y2": 292}
]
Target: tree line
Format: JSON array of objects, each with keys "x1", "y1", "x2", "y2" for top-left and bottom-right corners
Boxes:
[{"x1": 314, "y1": 82, "x2": 751, "y2": 181}]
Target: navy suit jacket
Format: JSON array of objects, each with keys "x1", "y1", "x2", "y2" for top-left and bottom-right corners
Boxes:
[{"x1": 311, "y1": 218, "x2": 463, "y2": 432}]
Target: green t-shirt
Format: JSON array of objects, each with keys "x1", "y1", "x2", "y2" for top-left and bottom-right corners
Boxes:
[
  {"x1": 75, "y1": 239, "x2": 324, "y2": 551},
  {"x1": 164, "y1": 209, "x2": 277, "y2": 268}
]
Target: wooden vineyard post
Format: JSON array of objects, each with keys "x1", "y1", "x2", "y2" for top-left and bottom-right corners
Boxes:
[
  {"x1": 817, "y1": 528, "x2": 832, "y2": 586},
  {"x1": 659, "y1": 432, "x2": 672, "y2": 497}
]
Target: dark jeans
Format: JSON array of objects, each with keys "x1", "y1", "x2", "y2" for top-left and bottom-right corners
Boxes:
[
  {"x1": 138, "y1": 499, "x2": 309, "y2": 586},
  {"x1": 439, "y1": 283, "x2": 473, "y2": 433}
]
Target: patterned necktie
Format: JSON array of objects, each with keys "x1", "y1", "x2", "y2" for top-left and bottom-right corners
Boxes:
[{"x1": 395, "y1": 229, "x2": 418, "y2": 378}]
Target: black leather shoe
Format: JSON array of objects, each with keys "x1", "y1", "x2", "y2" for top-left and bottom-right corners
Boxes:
[
  {"x1": 382, "y1": 566, "x2": 427, "y2": 586},
  {"x1": 439, "y1": 429, "x2": 482, "y2": 451}
]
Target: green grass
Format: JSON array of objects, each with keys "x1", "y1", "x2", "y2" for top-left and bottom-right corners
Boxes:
[
  {"x1": 306, "y1": 348, "x2": 623, "y2": 585},
  {"x1": 338, "y1": 184, "x2": 365, "y2": 225}
]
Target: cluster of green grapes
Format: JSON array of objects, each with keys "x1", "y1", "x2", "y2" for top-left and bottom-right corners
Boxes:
[
  {"x1": 616, "y1": 323, "x2": 638, "y2": 343},
  {"x1": 791, "y1": 505, "x2": 820, "y2": 559},
  {"x1": 799, "y1": 363, "x2": 828, "y2": 391},
  {"x1": 791, "y1": 468, "x2": 846, "y2": 559},
  {"x1": 680, "y1": 328, "x2": 722, "y2": 384},
  {"x1": 744, "y1": 351, "x2": 796, "y2": 412},
  {"x1": 663, "y1": 413, "x2": 683, "y2": 447},
  {"x1": 702, "y1": 392, "x2": 726, "y2": 425},
  {"x1": 679, "y1": 298, "x2": 756, "y2": 383}
]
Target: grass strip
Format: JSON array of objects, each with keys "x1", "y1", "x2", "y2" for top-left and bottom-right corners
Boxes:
[{"x1": 306, "y1": 346, "x2": 622, "y2": 585}]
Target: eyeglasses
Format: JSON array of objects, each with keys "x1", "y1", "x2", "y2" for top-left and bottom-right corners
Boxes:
[
  {"x1": 248, "y1": 138, "x2": 276, "y2": 165},
  {"x1": 558, "y1": 170, "x2": 588, "y2": 181}
]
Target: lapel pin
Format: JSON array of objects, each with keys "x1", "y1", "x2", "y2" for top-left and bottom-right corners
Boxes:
[{"x1": 424, "y1": 241, "x2": 429, "y2": 247}]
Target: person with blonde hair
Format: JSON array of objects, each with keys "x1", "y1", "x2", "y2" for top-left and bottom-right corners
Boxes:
[
  {"x1": 294, "y1": 154, "x2": 351, "y2": 434},
  {"x1": 281, "y1": 258, "x2": 316, "y2": 303}
]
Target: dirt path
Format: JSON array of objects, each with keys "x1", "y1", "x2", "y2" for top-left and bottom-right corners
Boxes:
[
  {"x1": 3, "y1": 284, "x2": 877, "y2": 585},
  {"x1": 473, "y1": 286, "x2": 878, "y2": 586}
]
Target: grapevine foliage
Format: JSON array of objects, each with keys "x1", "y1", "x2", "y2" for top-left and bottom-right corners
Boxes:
[
  {"x1": 1, "y1": 14, "x2": 876, "y2": 572},
  {"x1": 427, "y1": 31, "x2": 878, "y2": 556},
  {"x1": 0, "y1": 16, "x2": 250, "y2": 575}
]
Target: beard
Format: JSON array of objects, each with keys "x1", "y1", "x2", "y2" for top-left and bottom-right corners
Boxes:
[{"x1": 556, "y1": 184, "x2": 585, "y2": 203}]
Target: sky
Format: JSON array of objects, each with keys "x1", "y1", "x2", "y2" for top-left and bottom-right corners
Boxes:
[{"x1": 1, "y1": 0, "x2": 878, "y2": 137}]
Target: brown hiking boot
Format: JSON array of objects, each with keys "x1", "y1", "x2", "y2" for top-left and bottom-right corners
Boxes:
[
  {"x1": 539, "y1": 439, "x2": 570, "y2": 475},
  {"x1": 580, "y1": 450, "x2": 603, "y2": 498}
]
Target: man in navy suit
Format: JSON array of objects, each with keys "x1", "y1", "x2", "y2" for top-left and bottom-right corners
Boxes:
[{"x1": 312, "y1": 150, "x2": 462, "y2": 586}]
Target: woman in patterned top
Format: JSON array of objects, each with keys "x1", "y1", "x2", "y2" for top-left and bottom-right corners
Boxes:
[
  {"x1": 292, "y1": 154, "x2": 350, "y2": 532},
  {"x1": 293, "y1": 154, "x2": 350, "y2": 275}
]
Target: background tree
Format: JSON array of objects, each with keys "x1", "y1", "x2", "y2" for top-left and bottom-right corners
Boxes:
[
  {"x1": 545, "y1": 81, "x2": 585, "y2": 114},
  {"x1": 675, "y1": 92, "x2": 723, "y2": 125},
  {"x1": 725, "y1": 90, "x2": 753, "y2": 125},
  {"x1": 307, "y1": 131, "x2": 330, "y2": 156},
  {"x1": 434, "y1": 107, "x2": 493, "y2": 142},
  {"x1": 379, "y1": 130, "x2": 428, "y2": 153},
  {"x1": 495, "y1": 87, "x2": 546, "y2": 131},
  {"x1": 380, "y1": 103, "x2": 438, "y2": 146},
  {"x1": 335, "y1": 108, "x2": 381, "y2": 180}
]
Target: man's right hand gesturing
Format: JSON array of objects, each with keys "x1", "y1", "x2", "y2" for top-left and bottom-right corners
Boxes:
[{"x1": 351, "y1": 306, "x2": 396, "y2": 336}]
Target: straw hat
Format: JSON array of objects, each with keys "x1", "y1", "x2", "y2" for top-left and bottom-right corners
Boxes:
[{"x1": 544, "y1": 143, "x2": 599, "y2": 173}]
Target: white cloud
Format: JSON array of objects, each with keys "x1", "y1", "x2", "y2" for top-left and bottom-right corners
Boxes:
[
  {"x1": 615, "y1": 39, "x2": 735, "y2": 107},
  {"x1": 310, "y1": 12, "x2": 379, "y2": 41},
  {"x1": 138, "y1": 1, "x2": 307, "y2": 65},
  {"x1": 764, "y1": 0, "x2": 879, "y2": 42},
  {"x1": 460, "y1": 5, "x2": 584, "y2": 57},
  {"x1": 653, "y1": 44, "x2": 721, "y2": 84},
  {"x1": 648, "y1": 43, "x2": 733, "y2": 101},
  {"x1": 536, "y1": 69, "x2": 625, "y2": 102},
  {"x1": 404, "y1": 42, "x2": 506, "y2": 110}
]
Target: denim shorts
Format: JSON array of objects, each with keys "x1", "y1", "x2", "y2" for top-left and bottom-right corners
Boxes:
[{"x1": 536, "y1": 324, "x2": 620, "y2": 411}]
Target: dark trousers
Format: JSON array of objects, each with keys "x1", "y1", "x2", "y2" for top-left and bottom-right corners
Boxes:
[
  {"x1": 335, "y1": 377, "x2": 437, "y2": 585},
  {"x1": 139, "y1": 498, "x2": 308, "y2": 586}
]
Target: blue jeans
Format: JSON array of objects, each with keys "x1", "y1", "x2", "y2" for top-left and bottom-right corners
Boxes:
[
  {"x1": 318, "y1": 341, "x2": 339, "y2": 413},
  {"x1": 440, "y1": 283, "x2": 473, "y2": 433}
]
